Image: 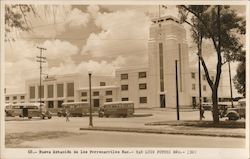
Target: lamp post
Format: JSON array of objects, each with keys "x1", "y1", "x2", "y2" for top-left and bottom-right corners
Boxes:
[{"x1": 88, "y1": 71, "x2": 93, "y2": 127}]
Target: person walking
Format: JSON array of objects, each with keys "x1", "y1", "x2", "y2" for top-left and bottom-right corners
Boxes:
[
  {"x1": 201, "y1": 106, "x2": 205, "y2": 119},
  {"x1": 65, "y1": 110, "x2": 70, "y2": 122}
]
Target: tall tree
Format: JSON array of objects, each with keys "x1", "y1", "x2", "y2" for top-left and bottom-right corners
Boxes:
[{"x1": 178, "y1": 5, "x2": 245, "y2": 123}]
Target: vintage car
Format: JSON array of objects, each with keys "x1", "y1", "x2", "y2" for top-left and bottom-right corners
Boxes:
[{"x1": 225, "y1": 99, "x2": 245, "y2": 121}]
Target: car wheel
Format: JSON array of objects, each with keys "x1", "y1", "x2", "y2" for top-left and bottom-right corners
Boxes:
[{"x1": 48, "y1": 116, "x2": 52, "y2": 119}]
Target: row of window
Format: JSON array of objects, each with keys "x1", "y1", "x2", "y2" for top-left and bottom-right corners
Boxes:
[
  {"x1": 191, "y1": 72, "x2": 214, "y2": 81},
  {"x1": 121, "y1": 72, "x2": 147, "y2": 80},
  {"x1": 81, "y1": 90, "x2": 112, "y2": 97},
  {"x1": 29, "y1": 83, "x2": 74, "y2": 99},
  {"x1": 192, "y1": 84, "x2": 207, "y2": 91},
  {"x1": 121, "y1": 83, "x2": 147, "y2": 91},
  {"x1": 5, "y1": 96, "x2": 25, "y2": 101}
]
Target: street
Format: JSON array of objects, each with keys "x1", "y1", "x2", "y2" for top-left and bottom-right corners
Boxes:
[{"x1": 5, "y1": 109, "x2": 245, "y2": 148}]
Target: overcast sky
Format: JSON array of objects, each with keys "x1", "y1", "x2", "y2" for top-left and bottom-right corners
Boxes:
[{"x1": 4, "y1": 5, "x2": 246, "y2": 96}]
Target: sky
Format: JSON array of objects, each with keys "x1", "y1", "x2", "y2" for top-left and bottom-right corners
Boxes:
[{"x1": 4, "y1": 4, "x2": 246, "y2": 96}]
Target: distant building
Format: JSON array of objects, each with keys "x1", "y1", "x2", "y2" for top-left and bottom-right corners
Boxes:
[{"x1": 5, "y1": 15, "x2": 235, "y2": 109}]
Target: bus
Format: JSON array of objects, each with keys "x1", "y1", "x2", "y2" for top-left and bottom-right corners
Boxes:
[
  {"x1": 5, "y1": 104, "x2": 14, "y2": 117},
  {"x1": 5, "y1": 103, "x2": 52, "y2": 119},
  {"x1": 58, "y1": 102, "x2": 90, "y2": 117},
  {"x1": 99, "y1": 101, "x2": 134, "y2": 118}
]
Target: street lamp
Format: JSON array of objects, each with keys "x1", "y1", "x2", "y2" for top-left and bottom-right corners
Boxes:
[{"x1": 88, "y1": 71, "x2": 93, "y2": 127}]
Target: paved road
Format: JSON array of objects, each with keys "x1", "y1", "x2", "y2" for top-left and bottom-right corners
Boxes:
[{"x1": 12, "y1": 130, "x2": 245, "y2": 148}]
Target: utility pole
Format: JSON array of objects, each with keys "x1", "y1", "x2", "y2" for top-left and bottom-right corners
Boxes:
[
  {"x1": 228, "y1": 61, "x2": 234, "y2": 108},
  {"x1": 88, "y1": 72, "x2": 93, "y2": 127},
  {"x1": 36, "y1": 47, "x2": 46, "y2": 112},
  {"x1": 175, "y1": 60, "x2": 180, "y2": 120}
]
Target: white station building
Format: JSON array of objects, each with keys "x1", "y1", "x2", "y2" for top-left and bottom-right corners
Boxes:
[{"x1": 5, "y1": 15, "x2": 233, "y2": 111}]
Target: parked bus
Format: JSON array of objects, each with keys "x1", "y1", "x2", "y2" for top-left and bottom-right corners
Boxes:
[
  {"x1": 5, "y1": 103, "x2": 52, "y2": 119},
  {"x1": 99, "y1": 101, "x2": 134, "y2": 118},
  {"x1": 5, "y1": 104, "x2": 14, "y2": 117},
  {"x1": 58, "y1": 102, "x2": 90, "y2": 117}
]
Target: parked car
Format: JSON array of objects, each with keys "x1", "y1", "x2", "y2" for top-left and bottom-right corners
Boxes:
[{"x1": 225, "y1": 99, "x2": 245, "y2": 121}]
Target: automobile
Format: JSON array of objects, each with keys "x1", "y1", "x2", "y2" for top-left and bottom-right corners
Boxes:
[
  {"x1": 225, "y1": 99, "x2": 246, "y2": 121},
  {"x1": 57, "y1": 102, "x2": 90, "y2": 117}
]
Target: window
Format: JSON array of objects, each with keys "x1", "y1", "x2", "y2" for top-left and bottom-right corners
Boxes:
[
  {"x1": 47, "y1": 85, "x2": 54, "y2": 98},
  {"x1": 38, "y1": 85, "x2": 44, "y2": 98},
  {"x1": 5, "y1": 96, "x2": 9, "y2": 100},
  {"x1": 139, "y1": 83, "x2": 147, "y2": 90},
  {"x1": 67, "y1": 83, "x2": 74, "y2": 97},
  {"x1": 203, "y1": 85, "x2": 207, "y2": 91},
  {"x1": 191, "y1": 72, "x2": 195, "y2": 79},
  {"x1": 106, "y1": 98, "x2": 112, "y2": 102},
  {"x1": 20, "y1": 96, "x2": 25, "y2": 100},
  {"x1": 48, "y1": 101, "x2": 54, "y2": 108},
  {"x1": 30, "y1": 86, "x2": 35, "y2": 99},
  {"x1": 121, "y1": 73, "x2": 128, "y2": 80},
  {"x1": 93, "y1": 91, "x2": 99, "y2": 96},
  {"x1": 106, "y1": 90, "x2": 112, "y2": 95},
  {"x1": 140, "y1": 97, "x2": 147, "y2": 104},
  {"x1": 67, "y1": 100, "x2": 74, "y2": 102},
  {"x1": 121, "y1": 85, "x2": 128, "y2": 91},
  {"x1": 122, "y1": 98, "x2": 129, "y2": 101},
  {"x1": 203, "y1": 97, "x2": 207, "y2": 102},
  {"x1": 203, "y1": 74, "x2": 206, "y2": 80},
  {"x1": 159, "y1": 43, "x2": 164, "y2": 92},
  {"x1": 81, "y1": 99, "x2": 87, "y2": 102},
  {"x1": 100, "y1": 82, "x2": 106, "y2": 86},
  {"x1": 81, "y1": 92, "x2": 87, "y2": 96},
  {"x1": 57, "y1": 100, "x2": 63, "y2": 108},
  {"x1": 139, "y1": 72, "x2": 147, "y2": 78},
  {"x1": 57, "y1": 84, "x2": 64, "y2": 97},
  {"x1": 13, "y1": 96, "x2": 17, "y2": 100},
  {"x1": 192, "y1": 84, "x2": 196, "y2": 90},
  {"x1": 211, "y1": 76, "x2": 215, "y2": 81}
]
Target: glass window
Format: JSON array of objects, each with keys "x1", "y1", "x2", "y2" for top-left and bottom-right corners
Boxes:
[
  {"x1": 192, "y1": 84, "x2": 196, "y2": 90},
  {"x1": 211, "y1": 76, "x2": 215, "y2": 81},
  {"x1": 203, "y1": 85, "x2": 207, "y2": 91},
  {"x1": 30, "y1": 86, "x2": 35, "y2": 99},
  {"x1": 13, "y1": 96, "x2": 17, "y2": 100},
  {"x1": 139, "y1": 83, "x2": 147, "y2": 90},
  {"x1": 191, "y1": 72, "x2": 195, "y2": 79},
  {"x1": 139, "y1": 72, "x2": 147, "y2": 78},
  {"x1": 121, "y1": 85, "x2": 128, "y2": 91},
  {"x1": 67, "y1": 83, "x2": 74, "y2": 97},
  {"x1": 140, "y1": 97, "x2": 147, "y2": 104},
  {"x1": 47, "y1": 85, "x2": 54, "y2": 98},
  {"x1": 106, "y1": 98, "x2": 112, "y2": 102},
  {"x1": 38, "y1": 85, "x2": 44, "y2": 98},
  {"x1": 121, "y1": 73, "x2": 128, "y2": 80},
  {"x1": 100, "y1": 82, "x2": 106, "y2": 86},
  {"x1": 159, "y1": 43, "x2": 164, "y2": 92},
  {"x1": 122, "y1": 98, "x2": 129, "y2": 101},
  {"x1": 106, "y1": 90, "x2": 112, "y2": 95},
  {"x1": 48, "y1": 101, "x2": 54, "y2": 108},
  {"x1": 57, "y1": 100, "x2": 63, "y2": 108},
  {"x1": 203, "y1": 74, "x2": 206, "y2": 80},
  {"x1": 81, "y1": 99, "x2": 87, "y2": 102},
  {"x1": 93, "y1": 91, "x2": 99, "y2": 96},
  {"x1": 57, "y1": 84, "x2": 64, "y2": 97},
  {"x1": 20, "y1": 96, "x2": 25, "y2": 100},
  {"x1": 81, "y1": 92, "x2": 87, "y2": 96},
  {"x1": 5, "y1": 96, "x2": 9, "y2": 100}
]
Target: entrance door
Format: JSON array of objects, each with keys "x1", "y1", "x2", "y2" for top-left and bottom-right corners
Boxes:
[
  {"x1": 160, "y1": 95, "x2": 166, "y2": 108},
  {"x1": 23, "y1": 108, "x2": 28, "y2": 117},
  {"x1": 93, "y1": 99, "x2": 100, "y2": 107}
]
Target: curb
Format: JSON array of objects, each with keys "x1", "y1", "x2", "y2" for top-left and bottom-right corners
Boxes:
[{"x1": 79, "y1": 126, "x2": 245, "y2": 138}]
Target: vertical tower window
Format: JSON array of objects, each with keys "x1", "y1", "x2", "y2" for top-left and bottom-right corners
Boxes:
[{"x1": 159, "y1": 43, "x2": 164, "y2": 92}]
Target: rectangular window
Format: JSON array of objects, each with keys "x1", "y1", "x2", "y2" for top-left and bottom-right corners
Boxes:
[
  {"x1": 139, "y1": 72, "x2": 147, "y2": 78},
  {"x1": 5, "y1": 96, "x2": 9, "y2": 100},
  {"x1": 191, "y1": 72, "x2": 195, "y2": 79},
  {"x1": 13, "y1": 96, "x2": 17, "y2": 100},
  {"x1": 211, "y1": 76, "x2": 215, "y2": 81},
  {"x1": 93, "y1": 91, "x2": 99, "y2": 96},
  {"x1": 106, "y1": 98, "x2": 112, "y2": 102},
  {"x1": 100, "y1": 82, "x2": 106, "y2": 86},
  {"x1": 203, "y1": 74, "x2": 206, "y2": 80},
  {"x1": 30, "y1": 86, "x2": 35, "y2": 99},
  {"x1": 106, "y1": 90, "x2": 112, "y2": 95},
  {"x1": 47, "y1": 85, "x2": 54, "y2": 98},
  {"x1": 57, "y1": 100, "x2": 63, "y2": 108},
  {"x1": 57, "y1": 84, "x2": 64, "y2": 97},
  {"x1": 20, "y1": 96, "x2": 25, "y2": 100},
  {"x1": 192, "y1": 84, "x2": 196, "y2": 90},
  {"x1": 122, "y1": 98, "x2": 129, "y2": 101},
  {"x1": 140, "y1": 97, "x2": 147, "y2": 104},
  {"x1": 121, "y1": 73, "x2": 128, "y2": 80},
  {"x1": 203, "y1": 85, "x2": 207, "y2": 91},
  {"x1": 121, "y1": 85, "x2": 128, "y2": 91},
  {"x1": 38, "y1": 85, "x2": 44, "y2": 98},
  {"x1": 81, "y1": 92, "x2": 87, "y2": 96},
  {"x1": 81, "y1": 99, "x2": 87, "y2": 102},
  {"x1": 139, "y1": 83, "x2": 147, "y2": 90},
  {"x1": 48, "y1": 101, "x2": 54, "y2": 108},
  {"x1": 67, "y1": 83, "x2": 74, "y2": 97},
  {"x1": 159, "y1": 43, "x2": 164, "y2": 92},
  {"x1": 67, "y1": 100, "x2": 74, "y2": 102},
  {"x1": 203, "y1": 97, "x2": 207, "y2": 102}
]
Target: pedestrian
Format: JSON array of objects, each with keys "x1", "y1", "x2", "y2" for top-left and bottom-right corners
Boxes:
[
  {"x1": 65, "y1": 110, "x2": 70, "y2": 122},
  {"x1": 201, "y1": 106, "x2": 205, "y2": 119}
]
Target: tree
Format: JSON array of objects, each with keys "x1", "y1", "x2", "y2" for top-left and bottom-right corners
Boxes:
[
  {"x1": 178, "y1": 5, "x2": 245, "y2": 124},
  {"x1": 233, "y1": 53, "x2": 246, "y2": 97}
]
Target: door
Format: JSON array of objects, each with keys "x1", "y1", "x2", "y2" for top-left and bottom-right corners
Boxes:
[
  {"x1": 93, "y1": 99, "x2": 100, "y2": 107},
  {"x1": 160, "y1": 95, "x2": 166, "y2": 108},
  {"x1": 23, "y1": 108, "x2": 28, "y2": 117}
]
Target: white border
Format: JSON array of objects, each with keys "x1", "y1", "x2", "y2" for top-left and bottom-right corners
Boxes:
[{"x1": 1, "y1": 1, "x2": 249, "y2": 159}]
